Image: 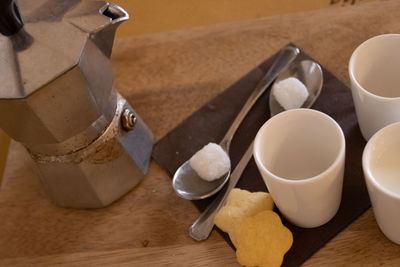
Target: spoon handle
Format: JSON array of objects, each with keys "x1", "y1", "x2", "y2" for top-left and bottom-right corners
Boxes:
[
  {"x1": 189, "y1": 141, "x2": 254, "y2": 241},
  {"x1": 219, "y1": 45, "x2": 299, "y2": 151}
]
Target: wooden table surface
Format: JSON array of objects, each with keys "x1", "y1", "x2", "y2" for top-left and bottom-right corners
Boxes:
[{"x1": 1, "y1": 1, "x2": 400, "y2": 266}]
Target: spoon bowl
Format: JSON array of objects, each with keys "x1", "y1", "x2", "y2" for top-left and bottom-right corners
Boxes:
[
  {"x1": 269, "y1": 59, "x2": 323, "y2": 116},
  {"x1": 173, "y1": 161, "x2": 229, "y2": 200}
]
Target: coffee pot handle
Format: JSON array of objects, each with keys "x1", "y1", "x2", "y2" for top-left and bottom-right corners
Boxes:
[{"x1": 0, "y1": 0, "x2": 23, "y2": 36}]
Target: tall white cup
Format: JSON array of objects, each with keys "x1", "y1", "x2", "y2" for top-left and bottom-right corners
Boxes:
[
  {"x1": 363, "y1": 122, "x2": 400, "y2": 245},
  {"x1": 349, "y1": 34, "x2": 400, "y2": 141},
  {"x1": 253, "y1": 109, "x2": 345, "y2": 228}
]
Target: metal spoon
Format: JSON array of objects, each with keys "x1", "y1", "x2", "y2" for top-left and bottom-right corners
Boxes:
[
  {"x1": 172, "y1": 45, "x2": 300, "y2": 200},
  {"x1": 189, "y1": 59, "x2": 324, "y2": 241}
]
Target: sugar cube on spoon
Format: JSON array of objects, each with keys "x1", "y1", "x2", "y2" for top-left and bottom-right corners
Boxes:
[
  {"x1": 189, "y1": 143, "x2": 231, "y2": 182},
  {"x1": 272, "y1": 77, "x2": 309, "y2": 110}
]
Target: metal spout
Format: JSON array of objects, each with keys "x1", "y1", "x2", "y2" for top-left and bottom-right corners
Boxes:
[
  {"x1": 93, "y1": 3, "x2": 129, "y2": 58},
  {"x1": 101, "y1": 3, "x2": 129, "y2": 25},
  {"x1": 63, "y1": 1, "x2": 129, "y2": 58}
]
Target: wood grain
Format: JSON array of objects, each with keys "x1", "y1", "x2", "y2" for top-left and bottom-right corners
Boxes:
[
  {"x1": 0, "y1": 242, "x2": 240, "y2": 267},
  {"x1": 1, "y1": 0, "x2": 400, "y2": 266}
]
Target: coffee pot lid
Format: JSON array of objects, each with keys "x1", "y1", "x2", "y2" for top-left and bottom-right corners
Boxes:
[{"x1": 0, "y1": 0, "x2": 128, "y2": 99}]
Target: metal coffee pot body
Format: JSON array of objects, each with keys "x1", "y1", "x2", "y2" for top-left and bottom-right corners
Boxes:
[{"x1": 0, "y1": 0, "x2": 153, "y2": 208}]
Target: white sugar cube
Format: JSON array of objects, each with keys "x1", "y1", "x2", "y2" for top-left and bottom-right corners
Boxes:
[
  {"x1": 189, "y1": 143, "x2": 230, "y2": 182},
  {"x1": 272, "y1": 77, "x2": 309, "y2": 110}
]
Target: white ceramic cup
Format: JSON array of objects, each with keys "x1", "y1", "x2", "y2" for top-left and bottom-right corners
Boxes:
[
  {"x1": 349, "y1": 34, "x2": 400, "y2": 141},
  {"x1": 253, "y1": 109, "x2": 345, "y2": 228},
  {"x1": 363, "y1": 122, "x2": 400, "y2": 245}
]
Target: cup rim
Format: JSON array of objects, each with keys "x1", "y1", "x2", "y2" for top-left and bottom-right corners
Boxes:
[
  {"x1": 362, "y1": 121, "x2": 400, "y2": 200},
  {"x1": 253, "y1": 108, "x2": 345, "y2": 184},
  {"x1": 349, "y1": 33, "x2": 400, "y2": 101}
]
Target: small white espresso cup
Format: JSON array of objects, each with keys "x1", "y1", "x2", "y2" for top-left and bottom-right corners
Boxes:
[
  {"x1": 253, "y1": 109, "x2": 345, "y2": 228},
  {"x1": 349, "y1": 34, "x2": 400, "y2": 141},
  {"x1": 363, "y1": 122, "x2": 400, "y2": 244}
]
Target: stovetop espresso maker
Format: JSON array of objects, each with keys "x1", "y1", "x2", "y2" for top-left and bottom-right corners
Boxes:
[{"x1": 0, "y1": 0, "x2": 153, "y2": 208}]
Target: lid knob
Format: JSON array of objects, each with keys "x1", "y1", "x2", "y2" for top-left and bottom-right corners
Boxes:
[{"x1": 0, "y1": 0, "x2": 23, "y2": 36}]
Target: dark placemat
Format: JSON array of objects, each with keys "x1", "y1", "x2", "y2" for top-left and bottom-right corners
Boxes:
[{"x1": 152, "y1": 44, "x2": 370, "y2": 267}]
